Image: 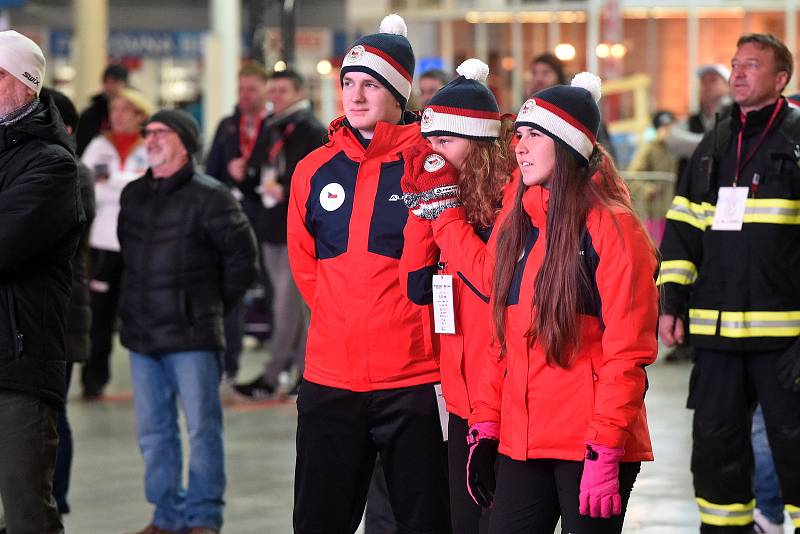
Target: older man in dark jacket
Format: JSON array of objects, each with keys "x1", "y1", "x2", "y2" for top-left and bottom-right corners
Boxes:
[
  {"x1": 119, "y1": 110, "x2": 258, "y2": 534},
  {"x1": 0, "y1": 31, "x2": 83, "y2": 533}
]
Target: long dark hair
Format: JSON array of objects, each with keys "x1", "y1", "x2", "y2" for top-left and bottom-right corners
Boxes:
[{"x1": 492, "y1": 144, "x2": 645, "y2": 367}]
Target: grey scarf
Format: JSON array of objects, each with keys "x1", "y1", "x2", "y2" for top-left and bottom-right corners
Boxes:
[{"x1": 0, "y1": 98, "x2": 39, "y2": 126}]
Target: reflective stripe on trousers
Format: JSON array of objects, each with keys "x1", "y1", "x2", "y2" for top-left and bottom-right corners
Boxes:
[
  {"x1": 696, "y1": 497, "x2": 755, "y2": 527},
  {"x1": 787, "y1": 504, "x2": 800, "y2": 528}
]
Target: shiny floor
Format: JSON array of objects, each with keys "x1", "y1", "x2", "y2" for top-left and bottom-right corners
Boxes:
[{"x1": 55, "y1": 343, "x2": 731, "y2": 533}]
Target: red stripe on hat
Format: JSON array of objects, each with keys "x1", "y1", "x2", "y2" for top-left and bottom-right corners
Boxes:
[
  {"x1": 363, "y1": 45, "x2": 413, "y2": 82},
  {"x1": 427, "y1": 105, "x2": 501, "y2": 121},
  {"x1": 533, "y1": 98, "x2": 596, "y2": 144}
]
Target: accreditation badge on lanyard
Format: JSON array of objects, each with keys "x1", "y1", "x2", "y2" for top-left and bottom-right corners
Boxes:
[
  {"x1": 432, "y1": 274, "x2": 456, "y2": 334},
  {"x1": 711, "y1": 187, "x2": 748, "y2": 231}
]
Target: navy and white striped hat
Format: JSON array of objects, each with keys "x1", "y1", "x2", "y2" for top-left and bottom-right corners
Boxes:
[
  {"x1": 515, "y1": 72, "x2": 602, "y2": 166},
  {"x1": 421, "y1": 58, "x2": 501, "y2": 141},
  {"x1": 340, "y1": 14, "x2": 415, "y2": 109}
]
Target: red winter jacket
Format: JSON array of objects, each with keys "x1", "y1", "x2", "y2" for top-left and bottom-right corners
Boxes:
[
  {"x1": 471, "y1": 185, "x2": 657, "y2": 463},
  {"x1": 287, "y1": 117, "x2": 440, "y2": 391},
  {"x1": 399, "y1": 172, "x2": 520, "y2": 419}
]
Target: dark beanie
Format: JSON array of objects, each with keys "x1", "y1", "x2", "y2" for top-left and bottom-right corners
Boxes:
[
  {"x1": 421, "y1": 58, "x2": 500, "y2": 141},
  {"x1": 515, "y1": 72, "x2": 602, "y2": 166},
  {"x1": 146, "y1": 109, "x2": 200, "y2": 156},
  {"x1": 340, "y1": 14, "x2": 415, "y2": 109}
]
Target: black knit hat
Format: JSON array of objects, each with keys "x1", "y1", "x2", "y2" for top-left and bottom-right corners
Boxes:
[
  {"x1": 515, "y1": 72, "x2": 602, "y2": 166},
  {"x1": 340, "y1": 14, "x2": 415, "y2": 109},
  {"x1": 146, "y1": 110, "x2": 200, "y2": 156},
  {"x1": 421, "y1": 58, "x2": 501, "y2": 141}
]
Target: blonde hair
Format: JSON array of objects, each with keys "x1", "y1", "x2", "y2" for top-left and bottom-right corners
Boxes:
[{"x1": 114, "y1": 88, "x2": 154, "y2": 118}]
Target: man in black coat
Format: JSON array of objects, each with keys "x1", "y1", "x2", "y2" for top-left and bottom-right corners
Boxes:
[
  {"x1": 0, "y1": 30, "x2": 84, "y2": 533},
  {"x1": 119, "y1": 110, "x2": 258, "y2": 534}
]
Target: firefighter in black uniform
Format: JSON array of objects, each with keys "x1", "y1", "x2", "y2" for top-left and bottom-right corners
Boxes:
[{"x1": 659, "y1": 33, "x2": 800, "y2": 533}]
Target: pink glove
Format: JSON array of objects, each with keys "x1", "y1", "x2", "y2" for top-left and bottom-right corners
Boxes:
[
  {"x1": 466, "y1": 421, "x2": 500, "y2": 508},
  {"x1": 400, "y1": 145, "x2": 460, "y2": 220},
  {"x1": 579, "y1": 443, "x2": 625, "y2": 518}
]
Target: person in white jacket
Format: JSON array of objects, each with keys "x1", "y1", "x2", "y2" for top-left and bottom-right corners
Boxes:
[{"x1": 80, "y1": 87, "x2": 153, "y2": 399}]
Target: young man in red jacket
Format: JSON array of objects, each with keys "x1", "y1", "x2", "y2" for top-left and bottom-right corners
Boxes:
[{"x1": 287, "y1": 14, "x2": 450, "y2": 534}]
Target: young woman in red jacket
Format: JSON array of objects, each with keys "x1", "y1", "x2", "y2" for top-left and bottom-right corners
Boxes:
[
  {"x1": 399, "y1": 58, "x2": 516, "y2": 533},
  {"x1": 466, "y1": 73, "x2": 659, "y2": 533}
]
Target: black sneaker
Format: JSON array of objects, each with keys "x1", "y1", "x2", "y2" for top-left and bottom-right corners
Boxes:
[{"x1": 233, "y1": 375, "x2": 275, "y2": 400}]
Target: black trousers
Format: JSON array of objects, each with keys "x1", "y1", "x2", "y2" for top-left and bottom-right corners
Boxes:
[
  {"x1": 448, "y1": 415, "x2": 490, "y2": 534},
  {"x1": 689, "y1": 349, "x2": 800, "y2": 534},
  {"x1": 82, "y1": 248, "x2": 123, "y2": 394},
  {"x1": 293, "y1": 380, "x2": 451, "y2": 534},
  {"x1": 53, "y1": 363, "x2": 74, "y2": 514},
  {"x1": 365, "y1": 456, "x2": 398, "y2": 534},
  {"x1": 489, "y1": 454, "x2": 640, "y2": 534},
  {"x1": 0, "y1": 391, "x2": 62, "y2": 534}
]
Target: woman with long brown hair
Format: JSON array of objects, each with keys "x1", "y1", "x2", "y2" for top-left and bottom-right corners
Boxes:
[
  {"x1": 467, "y1": 73, "x2": 659, "y2": 533},
  {"x1": 399, "y1": 58, "x2": 516, "y2": 533}
]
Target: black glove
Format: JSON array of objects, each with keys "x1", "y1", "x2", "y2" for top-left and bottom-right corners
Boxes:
[
  {"x1": 777, "y1": 338, "x2": 800, "y2": 392},
  {"x1": 466, "y1": 422, "x2": 500, "y2": 508}
]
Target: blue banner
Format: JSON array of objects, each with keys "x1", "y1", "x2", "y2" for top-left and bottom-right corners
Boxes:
[
  {"x1": 417, "y1": 57, "x2": 446, "y2": 75},
  {"x1": 51, "y1": 30, "x2": 205, "y2": 59}
]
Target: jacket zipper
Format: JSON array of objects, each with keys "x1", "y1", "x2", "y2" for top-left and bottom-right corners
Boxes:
[{"x1": 6, "y1": 289, "x2": 24, "y2": 358}]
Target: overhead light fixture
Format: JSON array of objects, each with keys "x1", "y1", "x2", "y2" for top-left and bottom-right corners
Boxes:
[
  {"x1": 316, "y1": 60, "x2": 332, "y2": 75},
  {"x1": 555, "y1": 43, "x2": 576, "y2": 61}
]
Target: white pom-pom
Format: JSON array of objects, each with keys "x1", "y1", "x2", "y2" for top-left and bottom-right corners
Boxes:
[
  {"x1": 379, "y1": 14, "x2": 407, "y2": 36},
  {"x1": 571, "y1": 72, "x2": 602, "y2": 103},
  {"x1": 456, "y1": 58, "x2": 489, "y2": 83}
]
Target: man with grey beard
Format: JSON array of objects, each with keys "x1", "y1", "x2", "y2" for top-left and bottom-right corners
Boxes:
[{"x1": 0, "y1": 30, "x2": 83, "y2": 533}]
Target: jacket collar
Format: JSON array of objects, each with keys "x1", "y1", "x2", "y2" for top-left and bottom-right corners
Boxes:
[
  {"x1": 326, "y1": 114, "x2": 424, "y2": 162},
  {"x1": 521, "y1": 170, "x2": 609, "y2": 228},
  {"x1": 0, "y1": 95, "x2": 74, "y2": 155},
  {"x1": 267, "y1": 99, "x2": 312, "y2": 128},
  {"x1": 146, "y1": 162, "x2": 195, "y2": 194},
  {"x1": 522, "y1": 185, "x2": 549, "y2": 228},
  {"x1": 731, "y1": 97, "x2": 787, "y2": 137}
]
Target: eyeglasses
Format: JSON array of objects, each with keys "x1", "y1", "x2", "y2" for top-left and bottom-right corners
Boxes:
[{"x1": 140, "y1": 128, "x2": 174, "y2": 139}]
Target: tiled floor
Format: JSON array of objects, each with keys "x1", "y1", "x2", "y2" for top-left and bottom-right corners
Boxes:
[{"x1": 54, "y1": 344, "x2": 718, "y2": 533}]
